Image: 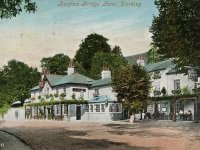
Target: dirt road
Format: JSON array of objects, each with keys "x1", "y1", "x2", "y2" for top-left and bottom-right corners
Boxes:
[{"x1": 0, "y1": 120, "x2": 199, "y2": 150}]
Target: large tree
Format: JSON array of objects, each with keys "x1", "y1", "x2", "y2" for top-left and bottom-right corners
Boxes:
[
  {"x1": 146, "y1": 46, "x2": 164, "y2": 64},
  {"x1": 90, "y1": 51, "x2": 128, "y2": 79},
  {"x1": 150, "y1": 0, "x2": 200, "y2": 70},
  {"x1": 0, "y1": 60, "x2": 40, "y2": 105},
  {"x1": 112, "y1": 65, "x2": 151, "y2": 116},
  {"x1": 41, "y1": 53, "x2": 70, "y2": 75},
  {"x1": 0, "y1": 0, "x2": 37, "y2": 19},
  {"x1": 74, "y1": 33, "x2": 111, "y2": 72}
]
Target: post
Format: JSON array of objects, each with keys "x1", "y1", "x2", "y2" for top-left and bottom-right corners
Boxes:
[
  {"x1": 25, "y1": 106, "x2": 26, "y2": 119},
  {"x1": 37, "y1": 106, "x2": 39, "y2": 119},
  {"x1": 194, "y1": 96, "x2": 199, "y2": 123},
  {"x1": 61, "y1": 104, "x2": 63, "y2": 120},
  {"x1": 173, "y1": 98, "x2": 177, "y2": 122}
]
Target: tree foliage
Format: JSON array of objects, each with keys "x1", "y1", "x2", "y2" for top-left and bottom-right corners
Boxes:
[
  {"x1": 146, "y1": 46, "x2": 164, "y2": 64},
  {"x1": 112, "y1": 45, "x2": 123, "y2": 56},
  {"x1": 74, "y1": 33, "x2": 111, "y2": 72},
  {"x1": 41, "y1": 53, "x2": 70, "y2": 75},
  {"x1": 112, "y1": 65, "x2": 151, "y2": 112},
  {"x1": 150, "y1": 0, "x2": 200, "y2": 70},
  {"x1": 0, "y1": 60, "x2": 40, "y2": 106},
  {"x1": 0, "y1": 0, "x2": 37, "y2": 19},
  {"x1": 90, "y1": 52, "x2": 128, "y2": 79}
]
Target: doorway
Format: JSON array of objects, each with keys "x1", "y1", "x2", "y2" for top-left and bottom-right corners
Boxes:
[{"x1": 76, "y1": 106, "x2": 81, "y2": 120}]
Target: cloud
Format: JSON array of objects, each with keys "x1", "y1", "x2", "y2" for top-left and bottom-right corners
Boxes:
[{"x1": 0, "y1": 0, "x2": 156, "y2": 68}]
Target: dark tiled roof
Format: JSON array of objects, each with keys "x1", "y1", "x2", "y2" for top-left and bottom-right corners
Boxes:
[
  {"x1": 166, "y1": 65, "x2": 177, "y2": 74},
  {"x1": 46, "y1": 74, "x2": 64, "y2": 86},
  {"x1": 54, "y1": 73, "x2": 94, "y2": 86},
  {"x1": 90, "y1": 78, "x2": 111, "y2": 88},
  {"x1": 144, "y1": 59, "x2": 174, "y2": 72}
]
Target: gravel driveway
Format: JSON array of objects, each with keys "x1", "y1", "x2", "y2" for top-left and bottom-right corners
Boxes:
[{"x1": 0, "y1": 120, "x2": 199, "y2": 150}]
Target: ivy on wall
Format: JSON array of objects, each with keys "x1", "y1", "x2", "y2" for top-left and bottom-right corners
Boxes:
[{"x1": 25, "y1": 100, "x2": 88, "y2": 107}]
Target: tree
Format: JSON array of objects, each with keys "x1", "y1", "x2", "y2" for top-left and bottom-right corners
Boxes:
[
  {"x1": 112, "y1": 45, "x2": 123, "y2": 56},
  {"x1": 112, "y1": 65, "x2": 151, "y2": 119},
  {"x1": 41, "y1": 53, "x2": 70, "y2": 75},
  {"x1": 0, "y1": 60, "x2": 40, "y2": 105},
  {"x1": 90, "y1": 52, "x2": 128, "y2": 79},
  {"x1": 74, "y1": 33, "x2": 111, "y2": 72},
  {"x1": 150, "y1": 0, "x2": 200, "y2": 70},
  {"x1": 0, "y1": 0, "x2": 37, "y2": 19},
  {"x1": 146, "y1": 46, "x2": 164, "y2": 64}
]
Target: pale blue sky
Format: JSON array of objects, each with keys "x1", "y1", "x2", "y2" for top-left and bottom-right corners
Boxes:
[{"x1": 0, "y1": 0, "x2": 157, "y2": 68}]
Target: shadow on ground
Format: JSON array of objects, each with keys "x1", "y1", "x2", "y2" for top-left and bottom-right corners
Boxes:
[
  {"x1": 0, "y1": 127, "x2": 159, "y2": 150},
  {"x1": 103, "y1": 120, "x2": 200, "y2": 138}
]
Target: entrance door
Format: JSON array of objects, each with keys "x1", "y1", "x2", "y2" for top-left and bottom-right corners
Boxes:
[{"x1": 76, "y1": 106, "x2": 81, "y2": 120}]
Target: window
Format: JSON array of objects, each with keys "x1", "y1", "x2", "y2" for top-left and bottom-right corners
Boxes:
[
  {"x1": 109, "y1": 104, "x2": 121, "y2": 112},
  {"x1": 90, "y1": 105, "x2": 93, "y2": 112},
  {"x1": 63, "y1": 104, "x2": 68, "y2": 114},
  {"x1": 56, "y1": 105, "x2": 61, "y2": 115},
  {"x1": 85, "y1": 105, "x2": 89, "y2": 112},
  {"x1": 95, "y1": 89, "x2": 99, "y2": 96},
  {"x1": 95, "y1": 104, "x2": 100, "y2": 112},
  {"x1": 101, "y1": 104, "x2": 105, "y2": 112},
  {"x1": 154, "y1": 82, "x2": 160, "y2": 91},
  {"x1": 174, "y1": 79, "x2": 180, "y2": 90},
  {"x1": 116, "y1": 104, "x2": 121, "y2": 112},
  {"x1": 109, "y1": 104, "x2": 115, "y2": 112},
  {"x1": 72, "y1": 88, "x2": 86, "y2": 92}
]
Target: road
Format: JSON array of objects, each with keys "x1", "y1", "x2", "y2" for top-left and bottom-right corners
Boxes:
[
  {"x1": 0, "y1": 120, "x2": 200, "y2": 150},
  {"x1": 0, "y1": 131, "x2": 31, "y2": 150}
]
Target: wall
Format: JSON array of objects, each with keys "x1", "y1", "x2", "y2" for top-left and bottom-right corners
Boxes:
[
  {"x1": 82, "y1": 103, "x2": 122, "y2": 122},
  {"x1": 3, "y1": 107, "x2": 25, "y2": 120},
  {"x1": 150, "y1": 67, "x2": 195, "y2": 96},
  {"x1": 31, "y1": 84, "x2": 90, "y2": 102},
  {"x1": 167, "y1": 74, "x2": 194, "y2": 95},
  {"x1": 89, "y1": 85, "x2": 117, "y2": 100}
]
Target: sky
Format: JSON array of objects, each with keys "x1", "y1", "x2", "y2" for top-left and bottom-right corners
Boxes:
[{"x1": 0, "y1": 0, "x2": 158, "y2": 69}]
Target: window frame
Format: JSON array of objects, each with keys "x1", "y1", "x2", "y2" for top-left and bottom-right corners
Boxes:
[
  {"x1": 95, "y1": 104, "x2": 100, "y2": 112},
  {"x1": 174, "y1": 79, "x2": 180, "y2": 90}
]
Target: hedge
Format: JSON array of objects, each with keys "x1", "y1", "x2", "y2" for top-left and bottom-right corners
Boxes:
[
  {"x1": 25, "y1": 100, "x2": 88, "y2": 107},
  {"x1": 149, "y1": 94, "x2": 197, "y2": 101}
]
